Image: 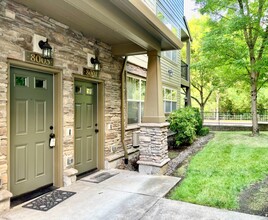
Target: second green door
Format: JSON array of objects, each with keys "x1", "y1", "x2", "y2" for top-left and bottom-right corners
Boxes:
[{"x1": 74, "y1": 81, "x2": 98, "y2": 174}]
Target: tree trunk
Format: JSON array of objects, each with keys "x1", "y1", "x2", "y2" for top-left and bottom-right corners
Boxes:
[
  {"x1": 251, "y1": 74, "x2": 259, "y2": 135},
  {"x1": 200, "y1": 105, "x2": 204, "y2": 125}
]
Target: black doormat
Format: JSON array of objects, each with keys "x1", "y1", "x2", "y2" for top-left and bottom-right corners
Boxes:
[
  {"x1": 11, "y1": 184, "x2": 57, "y2": 208},
  {"x1": 81, "y1": 171, "x2": 118, "y2": 183},
  {"x1": 22, "y1": 190, "x2": 76, "y2": 211}
]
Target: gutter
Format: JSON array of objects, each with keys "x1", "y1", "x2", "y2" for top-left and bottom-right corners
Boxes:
[
  {"x1": 121, "y1": 56, "x2": 128, "y2": 164},
  {"x1": 183, "y1": 16, "x2": 193, "y2": 42}
]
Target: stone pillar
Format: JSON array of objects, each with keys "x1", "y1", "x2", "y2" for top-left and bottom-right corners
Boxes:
[
  {"x1": 137, "y1": 123, "x2": 170, "y2": 175},
  {"x1": 138, "y1": 50, "x2": 170, "y2": 174}
]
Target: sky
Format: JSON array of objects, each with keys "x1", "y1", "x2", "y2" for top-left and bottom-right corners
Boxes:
[{"x1": 184, "y1": 0, "x2": 200, "y2": 20}]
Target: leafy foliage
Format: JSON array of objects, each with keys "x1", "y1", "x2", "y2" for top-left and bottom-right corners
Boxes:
[
  {"x1": 168, "y1": 107, "x2": 204, "y2": 146},
  {"x1": 189, "y1": 17, "x2": 220, "y2": 120},
  {"x1": 198, "y1": 127, "x2": 210, "y2": 136},
  {"x1": 194, "y1": 0, "x2": 268, "y2": 135}
]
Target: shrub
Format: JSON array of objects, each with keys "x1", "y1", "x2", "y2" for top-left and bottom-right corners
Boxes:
[
  {"x1": 198, "y1": 127, "x2": 210, "y2": 136},
  {"x1": 168, "y1": 107, "x2": 200, "y2": 146},
  {"x1": 192, "y1": 108, "x2": 203, "y2": 135}
]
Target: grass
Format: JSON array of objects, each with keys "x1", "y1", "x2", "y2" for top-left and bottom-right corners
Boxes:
[{"x1": 168, "y1": 132, "x2": 268, "y2": 210}]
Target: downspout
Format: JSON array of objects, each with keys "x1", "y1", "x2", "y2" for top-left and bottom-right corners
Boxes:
[{"x1": 121, "y1": 56, "x2": 128, "y2": 164}]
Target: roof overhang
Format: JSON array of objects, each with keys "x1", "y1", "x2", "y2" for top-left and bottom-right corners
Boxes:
[{"x1": 13, "y1": 0, "x2": 184, "y2": 56}]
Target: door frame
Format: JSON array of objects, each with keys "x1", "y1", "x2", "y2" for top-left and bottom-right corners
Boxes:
[
  {"x1": 73, "y1": 74, "x2": 105, "y2": 170},
  {"x1": 7, "y1": 59, "x2": 63, "y2": 190}
]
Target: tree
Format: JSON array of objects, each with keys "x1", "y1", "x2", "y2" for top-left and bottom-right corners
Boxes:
[
  {"x1": 196, "y1": 0, "x2": 268, "y2": 135},
  {"x1": 189, "y1": 17, "x2": 221, "y2": 122}
]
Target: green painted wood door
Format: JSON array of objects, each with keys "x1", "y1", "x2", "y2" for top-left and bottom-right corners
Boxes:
[
  {"x1": 10, "y1": 67, "x2": 53, "y2": 196},
  {"x1": 75, "y1": 81, "x2": 98, "y2": 175}
]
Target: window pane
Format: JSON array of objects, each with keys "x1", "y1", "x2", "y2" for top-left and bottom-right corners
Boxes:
[
  {"x1": 172, "y1": 102, "x2": 177, "y2": 111},
  {"x1": 15, "y1": 76, "x2": 28, "y2": 87},
  {"x1": 127, "y1": 77, "x2": 140, "y2": 100},
  {"x1": 141, "y1": 80, "x2": 146, "y2": 100},
  {"x1": 75, "y1": 86, "x2": 82, "y2": 94},
  {"x1": 86, "y1": 87, "x2": 93, "y2": 95},
  {"x1": 166, "y1": 89, "x2": 172, "y2": 100},
  {"x1": 128, "y1": 101, "x2": 139, "y2": 124},
  {"x1": 164, "y1": 101, "x2": 171, "y2": 113},
  {"x1": 35, "y1": 79, "x2": 46, "y2": 89}
]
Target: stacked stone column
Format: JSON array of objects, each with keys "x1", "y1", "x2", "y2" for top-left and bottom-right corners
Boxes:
[{"x1": 137, "y1": 122, "x2": 170, "y2": 174}]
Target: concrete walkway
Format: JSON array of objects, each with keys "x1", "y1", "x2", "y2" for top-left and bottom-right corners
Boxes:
[{"x1": 1, "y1": 170, "x2": 267, "y2": 220}]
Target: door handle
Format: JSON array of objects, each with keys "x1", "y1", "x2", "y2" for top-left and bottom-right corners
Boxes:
[
  {"x1": 49, "y1": 133, "x2": 56, "y2": 148},
  {"x1": 95, "y1": 129, "x2": 99, "y2": 133}
]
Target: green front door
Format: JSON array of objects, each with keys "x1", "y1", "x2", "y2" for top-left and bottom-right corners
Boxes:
[
  {"x1": 75, "y1": 81, "x2": 98, "y2": 174},
  {"x1": 10, "y1": 67, "x2": 53, "y2": 197}
]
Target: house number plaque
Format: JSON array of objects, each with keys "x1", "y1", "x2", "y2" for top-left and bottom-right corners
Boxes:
[
  {"x1": 83, "y1": 67, "x2": 99, "y2": 78},
  {"x1": 25, "y1": 51, "x2": 53, "y2": 66}
]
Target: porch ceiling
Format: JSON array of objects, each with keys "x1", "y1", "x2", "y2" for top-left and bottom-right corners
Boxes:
[{"x1": 13, "y1": 0, "x2": 183, "y2": 56}]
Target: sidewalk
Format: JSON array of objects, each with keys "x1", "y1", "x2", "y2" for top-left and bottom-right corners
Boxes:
[{"x1": 1, "y1": 170, "x2": 267, "y2": 220}]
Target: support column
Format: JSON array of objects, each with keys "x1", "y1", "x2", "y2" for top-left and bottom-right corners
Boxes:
[
  {"x1": 138, "y1": 50, "x2": 170, "y2": 175},
  {"x1": 142, "y1": 50, "x2": 165, "y2": 123},
  {"x1": 186, "y1": 40, "x2": 191, "y2": 106}
]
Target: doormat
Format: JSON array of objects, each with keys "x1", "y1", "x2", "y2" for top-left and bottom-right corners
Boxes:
[
  {"x1": 81, "y1": 171, "x2": 119, "y2": 183},
  {"x1": 22, "y1": 190, "x2": 76, "y2": 211}
]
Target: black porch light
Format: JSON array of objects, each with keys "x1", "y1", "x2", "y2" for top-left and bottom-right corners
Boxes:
[
  {"x1": 38, "y1": 39, "x2": 52, "y2": 59},
  {"x1": 90, "y1": 49, "x2": 101, "y2": 71}
]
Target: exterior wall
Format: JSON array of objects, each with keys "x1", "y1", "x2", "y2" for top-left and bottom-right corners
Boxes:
[
  {"x1": 157, "y1": 0, "x2": 186, "y2": 35},
  {"x1": 161, "y1": 53, "x2": 182, "y2": 108},
  {"x1": 142, "y1": 0, "x2": 156, "y2": 13},
  {"x1": 0, "y1": 0, "x2": 125, "y2": 189}
]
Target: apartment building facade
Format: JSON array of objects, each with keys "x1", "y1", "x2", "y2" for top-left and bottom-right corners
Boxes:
[{"x1": 0, "y1": 0, "x2": 190, "y2": 210}]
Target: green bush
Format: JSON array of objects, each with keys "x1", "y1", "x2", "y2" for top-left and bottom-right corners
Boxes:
[
  {"x1": 168, "y1": 107, "x2": 200, "y2": 146},
  {"x1": 198, "y1": 127, "x2": 210, "y2": 136},
  {"x1": 192, "y1": 108, "x2": 203, "y2": 135}
]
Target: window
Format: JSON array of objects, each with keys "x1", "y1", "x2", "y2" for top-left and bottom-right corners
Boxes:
[
  {"x1": 162, "y1": 50, "x2": 177, "y2": 63},
  {"x1": 15, "y1": 76, "x2": 29, "y2": 87},
  {"x1": 163, "y1": 87, "x2": 177, "y2": 113},
  {"x1": 157, "y1": 9, "x2": 178, "y2": 63},
  {"x1": 35, "y1": 78, "x2": 47, "y2": 89},
  {"x1": 127, "y1": 76, "x2": 146, "y2": 124}
]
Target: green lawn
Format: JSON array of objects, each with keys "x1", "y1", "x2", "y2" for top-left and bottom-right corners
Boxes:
[{"x1": 168, "y1": 132, "x2": 268, "y2": 210}]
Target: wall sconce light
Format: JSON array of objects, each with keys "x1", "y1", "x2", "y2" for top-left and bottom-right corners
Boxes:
[
  {"x1": 83, "y1": 49, "x2": 101, "y2": 78},
  {"x1": 168, "y1": 69, "x2": 173, "y2": 77},
  {"x1": 38, "y1": 39, "x2": 52, "y2": 59},
  {"x1": 90, "y1": 49, "x2": 101, "y2": 71}
]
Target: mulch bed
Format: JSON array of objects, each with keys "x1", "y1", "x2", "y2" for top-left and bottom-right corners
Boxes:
[{"x1": 166, "y1": 133, "x2": 215, "y2": 176}]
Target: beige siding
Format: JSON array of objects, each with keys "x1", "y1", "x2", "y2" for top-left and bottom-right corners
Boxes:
[
  {"x1": 161, "y1": 50, "x2": 181, "y2": 109},
  {"x1": 128, "y1": 55, "x2": 148, "y2": 69}
]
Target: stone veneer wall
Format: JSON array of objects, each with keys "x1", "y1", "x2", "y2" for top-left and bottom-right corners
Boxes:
[
  {"x1": 138, "y1": 123, "x2": 170, "y2": 175},
  {"x1": 0, "y1": 0, "x2": 124, "y2": 189}
]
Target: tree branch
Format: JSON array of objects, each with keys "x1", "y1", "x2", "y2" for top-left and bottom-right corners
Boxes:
[
  {"x1": 252, "y1": 0, "x2": 265, "y2": 44},
  {"x1": 237, "y1": 0, "x2": 251, "y2": 47},
  {"x1": 191, "y1": 96, "x2": 201, "y2": 106},
  {"x1": 257, "y1": 24, "x2": 268, "y2": 60},
  {"x1": 191, "y1": 82, "x2": 202, "y2": 92},
  {"x1": 257, "y1": 79, "x2": 268, "y2": 91},
  {"x1": 204, "y1": 90, "x2": 214, "y2": 105}
]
